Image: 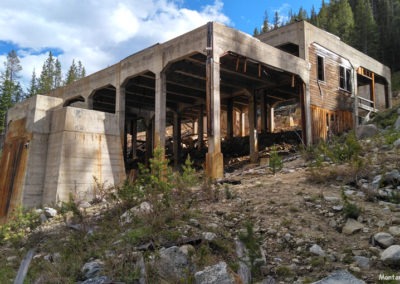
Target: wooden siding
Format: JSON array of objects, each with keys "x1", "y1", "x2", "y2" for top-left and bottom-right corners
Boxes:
[
  {"x1": 309, "y1": 44, "x2": 353, "y2": 112},
  {"x1": 311, "y1": 105, "x2": 353, "y2": 143}
]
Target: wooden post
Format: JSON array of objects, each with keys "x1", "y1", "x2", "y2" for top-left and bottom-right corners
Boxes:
[
  {"x1": 260, "y1": 92, "x2": 267, "y2": 133},
  {"x1": 116, "y1": 86, "x2": 126, "y2": 148},
  {"x1": 198, "y1": 105, "x2": 204, "y2": 150},
  {"x1": 131, "y1": 118, "x2": 137, "y2": 159}
]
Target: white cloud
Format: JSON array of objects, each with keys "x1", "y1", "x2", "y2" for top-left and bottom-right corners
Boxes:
[{"x1": 0, "y1": 0, "x2": 230, "y2": 89}]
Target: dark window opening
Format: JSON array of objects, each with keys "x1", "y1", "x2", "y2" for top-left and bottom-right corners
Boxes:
[
  {"x1": 317, "y1": 56, "x2": 325, "y2": 81},
  {"x1": 339, "y1": 66, "x2": 352, "y2": 92}
]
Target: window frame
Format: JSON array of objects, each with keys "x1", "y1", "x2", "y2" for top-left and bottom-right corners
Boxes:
[
  {"x1": 339, "y1": 65, "x2": 352, "y2": 93},
  {"x1": 317, "y1": 55, "x2": 325, "y2": 82}
]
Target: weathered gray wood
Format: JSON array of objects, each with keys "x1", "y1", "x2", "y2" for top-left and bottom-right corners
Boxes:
[{"x1": 14, "y1": 248, "x2": 35, "y2": 284}]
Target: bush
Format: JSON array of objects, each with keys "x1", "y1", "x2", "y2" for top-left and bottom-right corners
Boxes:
[
  {"x1": 0, "y1": 207, "x2": 40, "y2": 246},
  {"x1": 269, "y1": 146, "x2": 283, "y2": 175}
]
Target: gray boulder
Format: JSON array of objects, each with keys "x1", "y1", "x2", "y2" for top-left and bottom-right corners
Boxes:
[
  {"x1": 394, "y1": 116, "x2": 400, "y2": 131},
  {"x1": 353, "y1": 256, "x2": 370, "y2": 269},
  {"x1": 235, "y1": 240, "x2": 251, "y2": 284},
  {"x1": 81, "y1": 260, "x2": 103, "y2": 280},
  {"x1": 195, "y1": 261, "x2": 235, "y2": 284},
  {"x1": 356, "y1": 124, "x2": 379, "y2": 139},
  {"x1": 342, "y1": 219, "x2": 364, "y2": 235},
  {"x1": 81, "y1": 276, "x2": 110, "y2": 284},
  {"x1": 312, "y1": 269, "x2": 365, "y2": 283},
  {"x1": 373, "y1": 232, "x2": 394, "y2": 248},
  {"x1": 44, "y1": 207, "x2": 57, "y2": 218},
  {"x1": 389, "y1": 226, "x2": 400, "y2": 237},
  {"x1": 393, "y1": 138, "x2": 400, "y2": 149},
  {"x1": 381, "y1": 245, "x2": 400, "y2": 265},
  {"x1": 309, "y1": 244, "x2": 326, "y2": 257},
  {"x1": 156, "y1": 246, "x2": 192, "y2": 281}
]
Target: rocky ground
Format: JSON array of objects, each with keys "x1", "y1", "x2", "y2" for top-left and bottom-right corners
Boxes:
[{"x1": 1, "y1": 107, "x2": 400, "y2": 284}]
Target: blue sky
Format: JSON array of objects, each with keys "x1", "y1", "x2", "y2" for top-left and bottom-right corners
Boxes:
[{"x1": 0, "y1": 0, "x2": 322, "y2": 89}]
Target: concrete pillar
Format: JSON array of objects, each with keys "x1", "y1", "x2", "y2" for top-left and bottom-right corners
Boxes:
[
  {"x1": 304, "y1": 83, "x2": 312, "y2": 145},
  {"x1": 123, "y1": 123, "x2": 128, "y2": 161},
  {"x1": 267, "y1": 106, "x2": 275, "y2": 133},
  {"x1": 116, "y1": 86, "x2": 126, "y2": 146},
  {"x1": 226, "y1": 99, "x2": 233, "y2": 139},
  {"x1": 173, "y1": 112, "x2": 181, "y2": 168},
  {"x1": 154, "y1": 71, "x2": 166, "y2": 150},
  {"x1": 205, "y1": 55, "x2": 223, "y2": 179},
  {"x1": 145, "y1": 118, "x2": 153, "y2": 164},
  {"x1": 198, "y1": 105, "x2": 204, "y2": 150},
  {"x1": 248, "y1": 92, "x2": 259, "y2": 163},
  {"x1": 353, "y1": 69, "x2": 359, "y2": 128},
  {"x1": 240, "y1": 109, "x2": 246, "y2": 137},
  {"x1": 260, "y1": 92, "x2": 267, "y2": 132},
  {"x1": 130, "y1": 119, "x2": 137, "y2": 159}
]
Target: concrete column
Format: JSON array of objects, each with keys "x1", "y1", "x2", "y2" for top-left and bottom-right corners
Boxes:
[
  {"x1": 248, "y1": 92, "x2": 259, "y2": 163},
  {"x1": 198, "y1": 105, "x2": 204, "y2": 150},
  {"x1": 353, "y1": 70, "x2": 359, "y2": 128},
  {"x1": 131, "y1": 119, "x2": 137, "y2": 159},
  {"x1": 260, "y1": 92, "x2": 267, "y2": 132},
  {"x1": 304, "y1": 83, "x2": 312, "y2": 145},
  {"x1": 267, "y1": 106, "x2": 275, "y2": 133},
  {"x1": 205, "y1": 56, "x2": 223, "y2": 179},
  {"x1": 154, "y1": 71, "x2": 166, "y2": 150},
  {"x1": 145, "y1": 118, "x2": 153, "y2": 164},
  {"x1": 123, "y1": 123, "x2": 128, "y2": 161},
  {"x1": 173, "y1": 112, "x2": 181, "y2": 168},
  {"x1": 240, "y1": 109, "x2": 246, "y2": 137},
  {"x1": 226, "y1": 99, "x2": 233, "y2": 139},
  {"x1": 116, "y1": 86, "x2": 126, "y2": 146}
]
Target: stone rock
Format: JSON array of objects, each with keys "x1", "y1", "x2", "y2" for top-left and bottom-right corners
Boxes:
[
  {"x1": 194, "y1": 261, "x2": 235, "y2": 284},
  {"x1": 120, "y1": 202, "x2": 153, "y2": 225},
  {"x1": 157, "y1": 246, "x2": 192, "y2": 280},
  {"x1": 202, "y1": 232, "x2": 217, "y2": 241},
  {"x1": 332, "y1": 205, "x2": 343, "y2": 212},
  {"x1": 235, "y1": 240, "x2": 251, "y2": 284},
  {"x1": 39, "y1": 213, "x2": 48, "y2": 223},
  {"x1": 356, "y1": 124, "x2": 379, "y2": 139},
  {"x1": 81, "y1": 276, "x2": 110, "y2": 284},
  {"x1": 381, "y1": 245, "x2": 400, "y2": 265},
  {"x1": 373, "y1": 232, "x2": 394, "y2": 248},
  {"x1": 44, "y1": 207, "x2": 57, "y2": 218},
  {"x1": 389, "y1": 226, "x2": 400, "y2": 237},
  {"x1": 309, "y1": 244, "x2": 326, "y2": 257},
  {"x1": 324, "y1": 196, "x2": 340, "y2": 203},
  {"x1": 78, "y1": 201, "x2": 92, "y2": 209},
  {"x1": 312, "y1": 269, "x2": 365, "y2": 284},
  {"x1": 342, "y1": 219, "x2": 364, "y2": 235},
  {"x1": 393, "y1": 138, "x2": 400, "y2": 149},
  {"x1": 372, "y1": 175, "x2": 383, "y2": 190},
  {"x1": 261, "y1": 276, "x2": 276, "y2": 284},
  {"x1": 353, "y1": 256, "x2": 370, "y2": 269},
  {"x1": 81, "y1": 260, "x2": 103, "y2": 280},
  {"x1": 394, "y1": 116, "x2": 400, "y2": 131},
  {"x1": 385, "y1": 169, "x2": 400, "y2": 185}
]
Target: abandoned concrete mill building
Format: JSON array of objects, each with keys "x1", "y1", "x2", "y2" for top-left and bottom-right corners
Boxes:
[{"x1": 0, "y1": 21, "x2": 391, "y2": 220}]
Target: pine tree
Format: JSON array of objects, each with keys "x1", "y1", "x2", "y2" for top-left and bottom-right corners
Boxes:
[
  {"x1": 38, "y1": 51, "x2": 55, "y2": 95},
  {"x1": 65, "y1": 60, "x2": 78, "y2": 85},
  {"x1": 261, "y1": 11, "x2": 270, "y2": 33},
  {"x1": 317, "y1": 0, "x2": 329, "y2": 30},
  {"x1": 253, "y1": 27, "x2": 260, "y2": 36},
  {"x1": 0, "y1": 50, "x2": 23, "y2": 133},
  {"x1": 351, "y1": 0, "x2": 378, "y2": 57},
  {"x1": 327, "y1": 0, "x2": 354, "y2": 43},
  {"x1": 54, "y1": 59, "x2": 62, "y2": 89},
  {"x1": 310, "y1": 5, "x2": 318, "y2": 25},
  {"x1": 27, "y1": 69, "x2": 38, "y2": 97},
  {"x1": 273, "y1": 11, "x2": 280, "y2": 29}
]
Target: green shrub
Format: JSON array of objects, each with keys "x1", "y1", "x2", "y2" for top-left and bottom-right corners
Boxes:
[
  {"x1": 0, "y1": 207, "x2": 40, "y2": 246},
  {"x1": 269, "y1": 146, "x2": 283, "y2": 174}
]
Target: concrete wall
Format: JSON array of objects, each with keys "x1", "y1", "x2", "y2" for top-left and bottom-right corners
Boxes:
[{"x1": 42, "y1": 107, "x2": 125, "y2": 204}]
